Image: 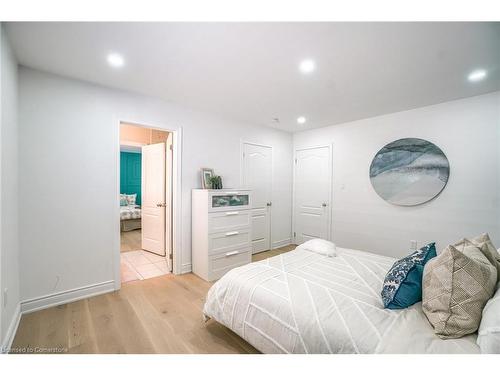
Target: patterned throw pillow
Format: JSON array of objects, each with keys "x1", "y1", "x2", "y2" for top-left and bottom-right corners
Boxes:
[
  {"x1": 422, "y1": 243, "x2": 497, "y2": 339},
  {"x1": 120, "y1": 194, "x2": 128, "y2": 206},
  {"x1": 469, "y1": 233, "x2": 500, "y2": 278},
  {"x1": 121, "y1": 193, "x2": 137, "y2": 206},
  {"x1": 381, "y1": 243, "x2": 437, "y2": 309}
]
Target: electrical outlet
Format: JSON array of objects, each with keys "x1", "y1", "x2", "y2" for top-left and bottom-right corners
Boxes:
[
  {"x1": 410, "y1": 240, "x2": 418, "y2": 251},
  {"x1": 3, "y1": 288, "x2": 8, "y2": 308}
]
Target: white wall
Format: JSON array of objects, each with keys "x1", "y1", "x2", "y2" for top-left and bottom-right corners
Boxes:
[
  {"x1": 0, "y1": 24, "x2": 20, "y2": 348},
  {"x1": 18, "y1": 67, "x2": 293, "y2": 302},
  {"x1": 294, "y1": 92, "x2": 500, "y2": 258},
  {"x1": 16, "y1": 61, "x2": 499, "y2": 314}
]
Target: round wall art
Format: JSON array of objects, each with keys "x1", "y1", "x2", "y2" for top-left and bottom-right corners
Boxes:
[{"x1": 369, "y1": 138, "x2": 450, "y2": 206}]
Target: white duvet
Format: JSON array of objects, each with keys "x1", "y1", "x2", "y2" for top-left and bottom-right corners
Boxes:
[{"x1": 203, "y1": 247, "x2": 480, "y2": 354}]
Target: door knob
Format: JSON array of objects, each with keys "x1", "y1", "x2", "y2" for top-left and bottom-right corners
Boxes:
[{"x1": 156, "y1": 203, "x2": 167, "y2": 207}]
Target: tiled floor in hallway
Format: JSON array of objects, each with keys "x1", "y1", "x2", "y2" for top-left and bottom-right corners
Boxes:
[{"x1": 121, "y1": 250, "x2": 170, "y2": 282}]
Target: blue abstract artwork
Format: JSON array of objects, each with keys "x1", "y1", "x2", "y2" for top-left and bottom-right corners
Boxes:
[{"x1": 369, "y1": 138, "x2": 449, "y2": 206}]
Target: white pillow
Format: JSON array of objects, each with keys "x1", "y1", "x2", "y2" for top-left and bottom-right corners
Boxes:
[
  {"x1": 296, "y1": 239, "x2": 337, "y2": 257},
  {"x1": 477, "y1": 287, "x2": 500, "y2": 353}
]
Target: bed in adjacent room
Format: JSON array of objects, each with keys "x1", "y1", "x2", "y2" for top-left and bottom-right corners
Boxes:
[
  {"x1": 203, "y1": 247, "x2": 480, "y2": 354},
  {"x1": 120, "y1": 205, "x2": 142, "y2": 232}
]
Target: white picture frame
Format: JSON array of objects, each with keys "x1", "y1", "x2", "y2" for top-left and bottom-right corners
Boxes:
[{"x1": 201, "y1": 168, "x2": 214, "y2": 189}]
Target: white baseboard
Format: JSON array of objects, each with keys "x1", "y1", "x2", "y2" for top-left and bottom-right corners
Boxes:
[
  {"x1": 20, "y1": 280, "x2": 115, "y2": 314},
  {"x1": 272, "y1": 238, "x2": 292, "y2": 249},
  {"x1": 181, "y1": 263, "x2": 192, "y2": 274},
  {"x1": 1, "y1": 303, "x2": 21, "y2": 354}
]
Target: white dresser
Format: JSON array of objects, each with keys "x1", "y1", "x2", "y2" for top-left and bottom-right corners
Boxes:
[{"x1": 192, "y1": 189, "x2": 252, "y2": 281}]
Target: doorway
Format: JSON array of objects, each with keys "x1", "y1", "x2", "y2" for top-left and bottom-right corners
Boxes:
[
  {"x1": 293, "y1": 145, "x2": 333, "y2": 245},
  {"x1": 118, "y1": 122, "x2": 174, "y2": 283},
  {"x1": 241, "y1": 141, "x2": 273, "y2": 254}
]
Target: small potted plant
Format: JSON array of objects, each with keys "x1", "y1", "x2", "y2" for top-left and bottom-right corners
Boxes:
[{"x1": 208, "y1": 175, "x2": 223, "y2": 189}]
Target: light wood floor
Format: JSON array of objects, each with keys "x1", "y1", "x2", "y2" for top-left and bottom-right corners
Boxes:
[
  {"x1": 11, "y1": 245, "x2": 296, "y2": 354},
  {"x1": 251, "y1": 244, "x2": 295, "y2": 261},
  {"x1": 120, "y1": 229, "x2": 142, "y2": 253}
]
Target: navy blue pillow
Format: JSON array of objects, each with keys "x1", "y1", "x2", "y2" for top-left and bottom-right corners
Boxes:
[{"x1": 381, "y1": 243, "x2": 437, "y2": 309}]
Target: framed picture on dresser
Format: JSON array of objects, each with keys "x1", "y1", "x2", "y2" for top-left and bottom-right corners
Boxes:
[{"x1": 200, "y1": 168, "x2": 214, "y2": 189}]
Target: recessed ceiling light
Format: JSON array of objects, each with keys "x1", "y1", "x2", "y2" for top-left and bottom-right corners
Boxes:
[
  {"x1": 468, "y1": 69, "x2": 487, "y2": 82},
  {"x1": 299, "y1": 59, "x2": 315, "y2": 74},
  {"x1": 107, "y1": 53, "x2": 125, "y2": 68},
  {"x1": 297, "y1": 116, "x2": 307, "y2": 124}
]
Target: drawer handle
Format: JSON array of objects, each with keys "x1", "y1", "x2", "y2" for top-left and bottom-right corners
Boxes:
[
  {"x1": 225, "y1": 250, "x2": 239, "y2": 257},
  {"x1": 225, "y1": 231, "x2": 239, "y2": 236},
  {"x1": 225, "y1": 211, "x2": 239, "y2": 216}
]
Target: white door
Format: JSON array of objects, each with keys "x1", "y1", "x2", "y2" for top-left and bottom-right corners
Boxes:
[
  {"x1": 242, "y1": 143, "x2": 272, "y2": 254},
  {"x1": 165, "y1": 133, "x2": 173, "y2": 271},
  {"x1": 141, "y1": 142, "x2": 166, "y2": 256},
  {"x1": 294, "y1": 145, "x2": 332, "y2": 245}
]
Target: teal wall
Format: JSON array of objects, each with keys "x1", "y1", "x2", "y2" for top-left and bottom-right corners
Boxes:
[{"x1": 120, "y1": 152, "x2": 142, "y2": 205}]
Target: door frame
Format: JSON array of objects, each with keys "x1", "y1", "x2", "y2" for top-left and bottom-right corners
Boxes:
[
  {"x1": 240, "y1": 140, "x2": 274, "y2": 250},
  {"x1": 114, "y1": 118, "x2": 183, "y2": 290},
  {"x1": 292, "y1": 144, "x2": 334, "y2": 245}
]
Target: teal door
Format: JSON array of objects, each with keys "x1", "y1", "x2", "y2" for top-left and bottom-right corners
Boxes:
[{"x1": 120, "y1": 152, "x2": 142, "y2": 205}]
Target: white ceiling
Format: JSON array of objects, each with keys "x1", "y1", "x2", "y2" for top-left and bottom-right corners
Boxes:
[{"x1": 6, "y1": 22, "x2": 500, "y2": 132}]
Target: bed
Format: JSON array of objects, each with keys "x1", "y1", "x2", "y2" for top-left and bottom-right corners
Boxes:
[
  {"x1": 203, "y1": 247, "x2": 480, "y2": 354},
  {"x1": 120, "y1": 205, "x2": 142, "y2": 231}
]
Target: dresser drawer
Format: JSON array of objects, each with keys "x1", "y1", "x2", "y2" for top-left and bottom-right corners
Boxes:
[
  {"x1": 209, "y1": 191, "x2": 251, "y2": 212},
  {"x1": 208, "y1": 248, "x2": 251, "y2": 281},
  {"x1": 208, "y1": 229, "x2": 251, "y2": 254},
  {"x1": 208, "y1": 211, "x2": 251, "y2": 233}
]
